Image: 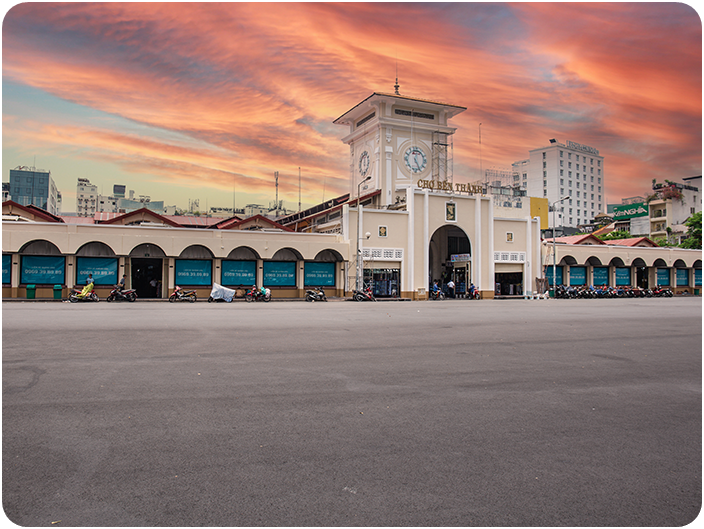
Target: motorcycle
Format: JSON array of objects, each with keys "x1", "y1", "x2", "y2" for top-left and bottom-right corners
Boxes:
[
  {"x1": 169, "y1": 285, "x2": 197, "y2": 303},
  {"x1": 305, "y1": 287, "x2": 327, "y2": 302},
  {"x1": 353, "y1": 286, "x2": 376, "y2": 302},
  {"x1": 69, "y1": 282, "x2": 99, "y2": 302},
  {"x1": 430, "y1": 289, "x2": 445, "y2": 300},
  {"x1": 106, "y1": 285, "x2": 137, "y2": 302},
  {"x1": 245, "y1": 286, "x2": 271, "y2": 302},
  {"x1": 208, "y1": 283, "x2": 237, "y2": 303}
]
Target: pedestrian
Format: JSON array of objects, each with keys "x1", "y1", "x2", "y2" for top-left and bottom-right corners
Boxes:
[
  {"x1": 447, "y1": 279, "x2": 455, "y2": 298},
  {"x1": 86, "y1": 273, "x2": 94, "y2": 285},
  {"x1": 118, "y1": 274, "x2": 126, "y2": 290}
]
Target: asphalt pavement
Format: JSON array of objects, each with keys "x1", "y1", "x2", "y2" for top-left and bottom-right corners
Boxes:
[{"x1": 2, "y1": 297, "x2": 702, "y2": 526}]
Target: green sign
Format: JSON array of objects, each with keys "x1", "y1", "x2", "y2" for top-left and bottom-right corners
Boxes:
[{"x1": 612, "y1": 203, "x2": 648, "y2": 220}]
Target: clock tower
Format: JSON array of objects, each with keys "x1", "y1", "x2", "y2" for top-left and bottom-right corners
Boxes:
[{"x1": 333, "y1": 89, "x2": 466, "y2": 206}]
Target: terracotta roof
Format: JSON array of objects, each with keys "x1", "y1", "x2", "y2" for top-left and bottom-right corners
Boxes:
[
  {"x1": 98, "y1": 207, "x2": 182, "y2": 227},
  {"x1": 215, "y1": 214, "x2": 293, "y2": 232},
  {"x1": 544, "y1": 234, "x2": 605, "y2": 245},
  {"x1": 2, "y1": 201, "x2": 64, "y2": 223},
  {"x1": 59, "y1": 215, "x2": 96, "y2": 224},
  {"x1": 603, "y1": 237, "x2": 659, "y2": 247}
]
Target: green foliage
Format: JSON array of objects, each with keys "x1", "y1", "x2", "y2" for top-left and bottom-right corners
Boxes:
[
  {"x1": 654, "y1": 236, "x2": 677, "y2": 248},
  {"x1": 597, "y1": 230, "x2": 631, "y2": 241},
  {"x1": 680, "y1": 211, "x2": 702, "y2": 249}
]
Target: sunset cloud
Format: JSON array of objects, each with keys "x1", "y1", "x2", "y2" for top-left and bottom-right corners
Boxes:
[{"x1": 2, "y1": 2, "x2": 700, "y2": 211}]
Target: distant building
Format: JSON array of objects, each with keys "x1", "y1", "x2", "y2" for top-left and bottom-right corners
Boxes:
[
  {"x1": 513, "y1": 139, "x2": 605, "y2": 229},
  {"x1": 648, "y1": 176, "x2": 701, "y2": 244},
  {"x1": 2, "y1": 182, "x2": 10, "y2": 202},
  {"x1": 76, "y1": 178, "x2": 99, "y2": 217},
  {"x1": 9, "y1": 166, "x2": 60, "y2": 215}
]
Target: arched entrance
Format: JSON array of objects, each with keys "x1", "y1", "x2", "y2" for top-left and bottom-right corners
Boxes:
[
  {"x1": 129, "y1": 243, "x2": 166, "y2": 299},
  {"x1": 429, "y1": 225, "x2": 471, "y2": 297}
]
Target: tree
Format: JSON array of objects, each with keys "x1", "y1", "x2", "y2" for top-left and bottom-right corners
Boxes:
[
  {"x1": 680, "y1": 211, "x2": 702, "y2": 249},
  {"x1": 597, "y1": 230, "x2": 631, "y2": 241}
]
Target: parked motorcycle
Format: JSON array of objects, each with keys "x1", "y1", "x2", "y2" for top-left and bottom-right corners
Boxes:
[
  {"x1": 69, "y1": 282, "x2": 99, "y2": 302},
  {"x1": 245, "y1": 286, "x2": 271, "y2": 302},
  {"x1": 169, "y1": 285, "x2": 197, "y2": 303},
  {"x1": 208, "y1": 283, "x2": 237, "y2": 302},
  {"x1": 305, "y1": 287, "x2": 327, "y2": 302},
  {"x1": 106, "y1": 285, "x2": 137, "y2": 302},
  {"x1": 353, "y1": 286, "x2": 376, "y2": 302}
]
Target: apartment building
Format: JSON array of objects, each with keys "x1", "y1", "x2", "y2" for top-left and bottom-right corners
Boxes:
[
  {"x1": 9, "y1": 166, "x2": 60, "y2": 215},
  {"x1": 513, "y1": 139, "x2": 605, "y2": 229}
]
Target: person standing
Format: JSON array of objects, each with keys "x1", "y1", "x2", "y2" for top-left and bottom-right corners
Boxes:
[
  {"x1": 447, "y1": 279, "x2": 455, "y2": 298},
  {"x1": 86, "y1": 273, "x2": 94, "y2": 285}
]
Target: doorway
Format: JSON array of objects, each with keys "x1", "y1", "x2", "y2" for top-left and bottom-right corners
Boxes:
[
  {"x1": 428, "y1": 225, "x2": 471, "y2": 293},
  {"x1": 131, "y1": 258, "x2": 163, "y2": 299}
]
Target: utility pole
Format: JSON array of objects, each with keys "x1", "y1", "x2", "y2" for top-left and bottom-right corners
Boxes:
[{"x1": 275, "y1": 171, "x2": 279, "y2": 217}]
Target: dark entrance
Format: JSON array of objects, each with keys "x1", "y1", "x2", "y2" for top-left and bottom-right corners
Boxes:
[
  {"x1": 636, "y1": 267, "x2": 648, "y2": 288},
  {"x1": 131, "y1": 258, "x2": 163, "y2": 299},
  {"x1": 495, "y1": 272, "x2": 523, "y2": 296},
  {"x1": 429, "y1": 225, "x2": 471, "y2": 295}
]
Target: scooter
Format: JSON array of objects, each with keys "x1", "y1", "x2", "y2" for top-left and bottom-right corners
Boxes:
[
  {"x1": 208, "y1": 283, "x2": 237, "y2": 302},
  {"x1": 245, "y1": 286, "x2": 271, "y2": 302},
  {"x1": 106, "y1": 285, "x2": 137, "y2": 302},
  {"x1": 430, "y1": 289, "x2": 445, "y2": 300},
  {"x1": 169, "y1": 285, "x2": 197, "y2": 302},
  {"x1": 305, "y1": 287, "x2": 327, "y2": 302},
  {"x1": 353, "y1": 286, "x2": 376, "y2": 302},
  {"x1": 69, "y1": 282, "x2": 99, "y2": 302}
]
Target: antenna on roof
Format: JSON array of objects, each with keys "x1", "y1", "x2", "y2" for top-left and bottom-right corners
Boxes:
[{"x1": 394, "y1": 56, "x2": 400, "y2": 95}]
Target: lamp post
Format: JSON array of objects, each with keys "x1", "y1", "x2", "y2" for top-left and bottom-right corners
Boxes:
[
  {"x1": 551, "y1": 195, "x2": 570, "y2": 294},
  {"x1": 356, "y1": 175, "x2": 372, "y2": 290}
]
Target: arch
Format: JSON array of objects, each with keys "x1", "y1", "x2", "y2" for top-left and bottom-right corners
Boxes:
[
  {"x1": 227, "y1": 246, "x2": 260, "y2": 260},
  {"x1": 585, "y1": 256, "x2": 602, "y2": 266},
  {"x1": 179, "y1": 244, "x2": 213, "y2": 259},
  {"x1": 631, "y1": 257, "x2": 647, "y2": 267},
  {"x1": 652, "y1": 258, "x2": 668, "y2": 268},
  {"x1": 314, "y1": 249, "x2": 344, "y2": 262},
  {"x1": 129, "y1": 243, "x2": 166, "y2": 258},
  {"x1": 673, "y1": 259, "x2": 687, "y2": 268},
  {"x1": 20, "y1": 239, "x2": 62, "y2": 255},
  {"x1": 609, "y1": 257, "x2": 625, "y2": 267},
  {"x1": 76, "y1": 241, "x2": 116, "y2": 257},
  {"x1": 271, "y1": 248, "x2": 303, "y2": 261},
  {"x1": 559, "y1": 255, "x2": 578, "y2": 266},
  {"x1": 694, "y1": 260, "x2": 702, "y2": 269}
]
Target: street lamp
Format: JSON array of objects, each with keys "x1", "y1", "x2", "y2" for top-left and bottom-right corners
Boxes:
[
  {"x1": 551, "y1": 195, "x2": 570, "y2": 294},
  {"x1": 356, "y1": 175, "x2": 372, "y2": 290}
]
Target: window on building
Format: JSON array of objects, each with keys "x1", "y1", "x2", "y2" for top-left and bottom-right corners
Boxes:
[
  {"x1": 568, "y1": 153, "x2": 572, "y2": 159},
  {"x1": 568, "y1": 162, "x2": 572, "y2": 168},
  {"x1": 591, "y1": 185, "x2": 594, "y2": 191},
  {"x1": 560, "y1": 178, "x2": 564, "y2": 185},
  {"x1": 543, "y1": 190, "x2": 547, "y2": 197},
  {"x1": 568, "y1": 181, "x2": 572, "y2": 187},
  {"x1": 560, "y1": 151, "x2": 563, "y2": 157},
  {"x1": 569, "y1": 208, "x2": 573, "y2": 214},
  {"x1": 583, "y1": 183, "x2": 587, "y2": 190},
  {"x1": 543, "y1": 162, "x2": 547, "y2": 168},
  {"x1": 543, "y1": 152, "x2": 546, "y2": 159},
  {"x1": 560, "y1": 170, "x2": 564, "y2": 176},
  {"x1": 560, "y1": 188, "x2": 564, "y2": 195},
  {"x1": 598, "y1": 178, "x2": 601, "y2": 184},
  {"x1": 598, "y1": 195, "x2": 601, "y2": 201},
  {"x1": 590, "y1": 158, "x2": 594, "y2": 165},
  {"x1": 576, "y1": 164, "x2": 580, "y2": 171},
  {"x1": 598, "y1": 160, "x2": 601, "y2": 166},
  {"x1": 569, "y1": 190, "x2": 573, "y2": 196},
  {"x1": 543, "y1": 180, "x2": 547, "y2": 187},
  {"x1": 598, "y1": 186, "x2": 601, "y2": 192},
  {"x1": 591, "y1": 194, "x2": 594, "y2": 200},
  {"x1": 569, "y1": 199, "x2": 573, "y2": 205},
  {"x1": 523, "y1": 173, "x2": 527, "y2": 179}
]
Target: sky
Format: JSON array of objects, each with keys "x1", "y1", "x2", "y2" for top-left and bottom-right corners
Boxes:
[{"x1": 2, "y1": 2, "x2": 702, "y2": 214}]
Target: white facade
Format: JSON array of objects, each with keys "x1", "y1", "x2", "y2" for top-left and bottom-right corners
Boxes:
[
  {"x1": 514, "y1": 139, "x2": 605, "y2": 229},
  {"x1": 76, "y1": 178, "x2": 98, "y2": 217}
]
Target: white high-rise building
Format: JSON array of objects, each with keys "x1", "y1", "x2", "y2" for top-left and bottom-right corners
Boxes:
[
  {"x1": 76, "y1": 178, "x2": 98, "y2": 217},
  {"x1": 513, "y1": 139, "x2": 605, "y2": 229}
]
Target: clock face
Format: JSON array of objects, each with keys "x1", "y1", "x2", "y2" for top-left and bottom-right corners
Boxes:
[
  {"x1": 404, "y1": 146, "x2": 427, "y2": 173},
  {"x1": 359, "y1": 151, "x2": 370, "y2": 176}
]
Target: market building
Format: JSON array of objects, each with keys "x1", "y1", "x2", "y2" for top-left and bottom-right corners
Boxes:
[{"x1": 2, "y1": 90, "x2": 701, "y2": 300}]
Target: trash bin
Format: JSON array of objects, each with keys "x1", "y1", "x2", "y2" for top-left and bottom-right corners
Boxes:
[
  {"x1": 26, "y1": 284, "x2": 36, "y2": 299},
  {"x1": 548, "y1": 288, "x2": 555, "y2": 298},
  {"x1": 53, "y1": 284, "x2": 63, "y2": 300}
]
